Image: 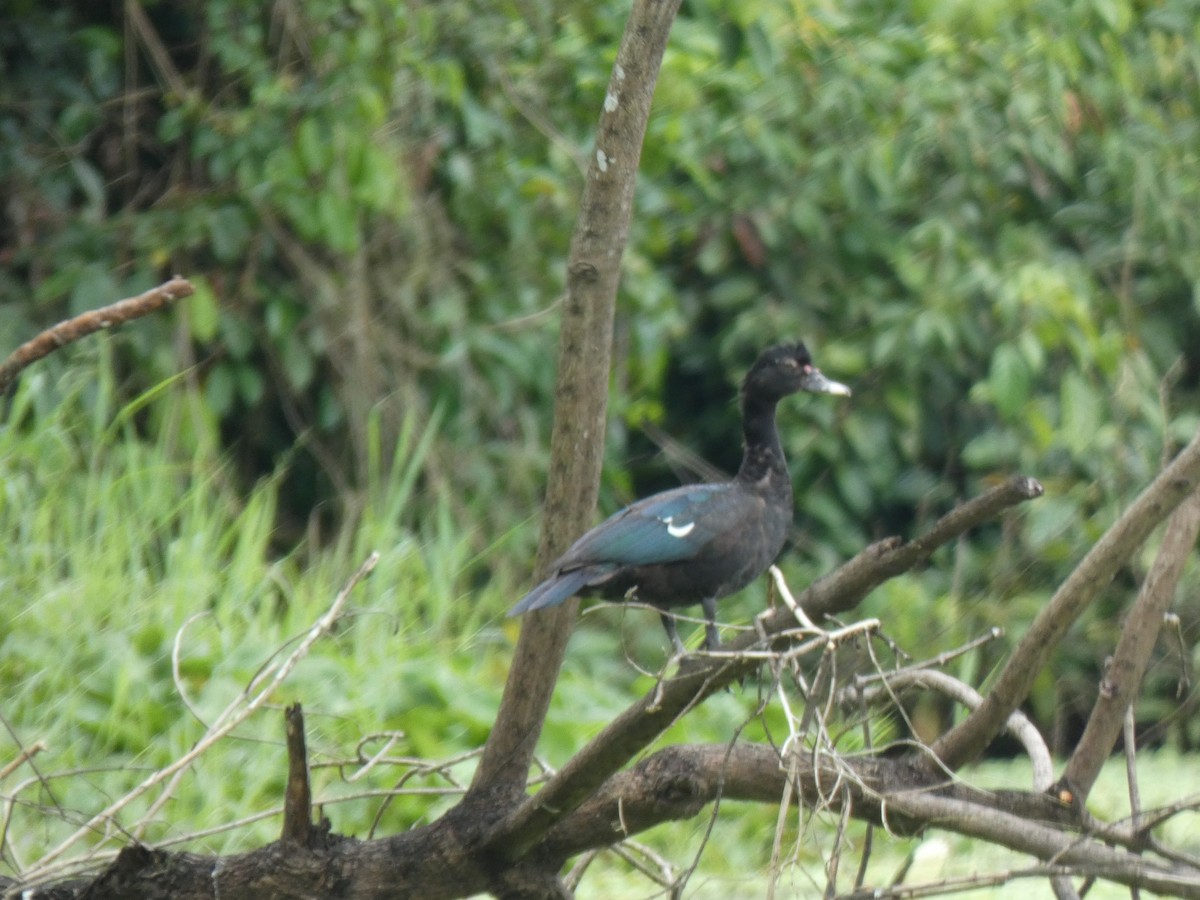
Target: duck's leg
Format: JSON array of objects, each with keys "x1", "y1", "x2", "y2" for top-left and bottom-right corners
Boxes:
[
  {"x1": 659, "y1": 611, "x2": 686, "y2": 655},
  {"x1": 701, "y1": 596, "x2": 720, "y2": 649}
]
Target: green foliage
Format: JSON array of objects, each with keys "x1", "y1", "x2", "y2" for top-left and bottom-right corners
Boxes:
[{"x1": 3, "y1": 0, "x2": 1200, "y2": 857}]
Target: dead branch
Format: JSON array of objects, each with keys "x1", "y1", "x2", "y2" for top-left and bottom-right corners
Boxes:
[
  {"x1": 882, "y1": 786, "x2": 1200, "y2": 898},
  {"x1": 782, "y1": 475, "x2": 1045, "y2": 627},
  {"x1": 282, "y1": 704, "x2": 314, "y2": 846},
  {"x1": 527, "y1": 743, "x2": 1200, "y2": 898},
  {"x1": 932, "y1": 424, "x2": 1200, "y2": 771},
  {"x1": 1060, "y1": 488, "x2": 1200, "y2": 804},
  {"x1": 10, "y1": 733, "x2": 1200, "y2": 900},
  {"x1": 0, "y1": 277, "x2": 195, "y2": 395}
]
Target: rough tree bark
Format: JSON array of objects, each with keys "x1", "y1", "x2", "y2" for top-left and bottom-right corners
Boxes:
[{"x1": 470, "y1": 0, "x2": 686, "y2": 806}]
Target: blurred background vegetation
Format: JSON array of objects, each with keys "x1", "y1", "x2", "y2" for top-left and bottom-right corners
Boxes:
[{"x1": 3, "y1": 0, "x2": 1200, "y2": 888}]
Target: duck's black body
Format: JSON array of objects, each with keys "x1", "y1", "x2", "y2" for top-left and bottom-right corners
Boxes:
[{"x1": 509, "y1": 343, "x2": 850, "y2": 652}]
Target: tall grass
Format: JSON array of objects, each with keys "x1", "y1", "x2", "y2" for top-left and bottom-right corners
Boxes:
[{"x1": 0, "y1": 351, "x2": 517, "y2": 868}]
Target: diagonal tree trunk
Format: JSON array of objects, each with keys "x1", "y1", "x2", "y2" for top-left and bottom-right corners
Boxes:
[{"x1": 470, "y1": 0, "x2": 685, "y2": 801}]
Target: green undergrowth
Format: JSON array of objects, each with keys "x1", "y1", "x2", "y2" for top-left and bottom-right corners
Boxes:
[{"x1": 0, "y1": 356, "x2": 504, "y2": 862}]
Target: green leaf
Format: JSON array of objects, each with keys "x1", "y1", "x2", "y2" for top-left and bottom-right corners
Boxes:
[
  {"x1": 296, "y1": 116, "x2": 327, "y2": 176},
  {"x1": 69, "y1": 264, "x2": 118, "y2": 316},
  {"x1": 280, "y1": 339, "x2": 315, "y2": 391},
  {"x1": 1060, "y1": 371, "x2": 1102, "y2": 456},
  {"x1": 187, "y1": 277, "x2": 220, "y2": 342},
  {"x1": 988, "y1": 343, "x2": 1031, "y2": 420},
  {"x1": 208, "y1": 204, "x2": 251, "y2": 263},
  {"x1": 204, "y1": 364, "x2": 234, "y2": 416}
]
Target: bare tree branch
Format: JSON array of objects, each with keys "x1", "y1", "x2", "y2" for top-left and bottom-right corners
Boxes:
[
  {"x1": 932, "y1": 425, "x2": 1200, "y2": 771},
  {"x1": 472, "y1": 0, "x2": 685, "y2": 799},
  {"x1": 1060, "y1": 487, "x2": 1200, "y2": 804},
  {"x1": 786, "y1": 475, "x2": 1045, "y2": 626},
  {"x1": 0, "y1": 277, "x2": 195, "y2": 395},
  {"x1": 534, "y1": 743, "x2": 1200, "y2": 899},
  {"x1": 12, "y1": 733, "x2": 1200, "y2": 900},
  {"x1": 883, "y1": 788, "x2": 1200, "y2": 898}
]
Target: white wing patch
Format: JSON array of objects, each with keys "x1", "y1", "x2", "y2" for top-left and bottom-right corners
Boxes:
[{"x1": 661, "y1": 516, "x2": 696, "y2": 538}]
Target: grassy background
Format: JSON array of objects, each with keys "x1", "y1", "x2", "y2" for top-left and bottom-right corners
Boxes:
[{"x1": 2, "y1": 351, "x2": 1197, "y2": 896}]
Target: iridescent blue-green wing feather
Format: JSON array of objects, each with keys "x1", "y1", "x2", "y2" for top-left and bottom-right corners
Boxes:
[
  {"x1": 555, "y1": 483, "x2": 740, "y2": 568},
  {"x1": 508, "y1": 484, "x2": 752, "y2": 617}
]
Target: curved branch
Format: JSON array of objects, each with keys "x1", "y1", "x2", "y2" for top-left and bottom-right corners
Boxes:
[
  {"x1": 539, "y1": 743, "x2": 1200, "y2": 899},
  {"x1": 852, "y1": 669, "x2": 1053, "y2": 791},
  {"x1": 932, "y1": 426, "x2": 1200, "y2": 771},
  {"x1": 0, "y1": 277, "x2": 195, "y2": 395}
]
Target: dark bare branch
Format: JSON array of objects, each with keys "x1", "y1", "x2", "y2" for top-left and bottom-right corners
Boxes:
[
  {"x1": 281, "y1": 704, "x2": 314, "y2": 846},
  {"x1": 11, "y1": 737, "x2": 1200, "y2": 900},
  {"x1": 537, "y1": 743, "x2": 1200, "y2": 898},
  {"x1": 787, "y1": 475, "x2": 1045, "y2": 626},
  {"x1": 883, "y1": 788, "x2": 1200, "y2": 898}
]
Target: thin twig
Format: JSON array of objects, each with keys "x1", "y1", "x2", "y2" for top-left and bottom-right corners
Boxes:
[
  {"x1": 850, "y1": 669, "x2": 1053, "y2": 791},
  {"x1": 852, "y1": 628, "x2": 1004, "y2": 688},
  {"x1": 171, "y1": 611, "x2": 215, "y2": 727},
  {"x1": 1121, "y1": 707, "x2": 1143, "y2": 900},
  {"x1": 770, "y1": 564, "x2": 818, "y2": 630},
  {"x1": 0, "y1": 742, "x2": 47, "y2": 783}
]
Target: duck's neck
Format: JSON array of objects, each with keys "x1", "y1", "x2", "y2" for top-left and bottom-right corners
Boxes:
[{"x1": 736, "y1": 393, "x2": 789, "y2": 487}]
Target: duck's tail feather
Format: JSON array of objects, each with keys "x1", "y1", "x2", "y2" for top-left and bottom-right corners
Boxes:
[{"x1": 508, "y1": 568, "x2": 595, "y2": 616}]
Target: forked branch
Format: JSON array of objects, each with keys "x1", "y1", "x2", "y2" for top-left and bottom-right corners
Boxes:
[{"x1": 1059, "y1": 487, "x2": 1200, "y2": 803}]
